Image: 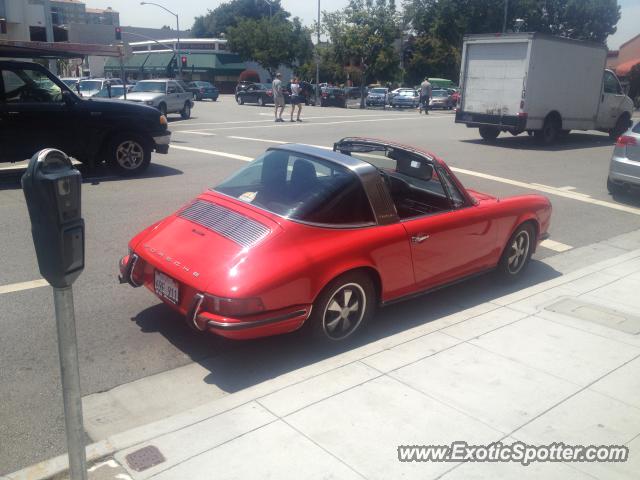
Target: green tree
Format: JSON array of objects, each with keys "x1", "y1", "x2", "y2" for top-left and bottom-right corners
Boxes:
[
  {"x1": 227, "y1": 16, "x2": 313, "y2": 78},
  {"x1": 192, "y1": 0, "x2": 289, "y2": 37}
]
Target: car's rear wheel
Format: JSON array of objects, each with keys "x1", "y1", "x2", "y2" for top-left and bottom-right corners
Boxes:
[
  {"x1": 497, "y1": 223, "x2": 535, "y2": 279},
  {"x1": 479, "y1": 126, "x2": 500, "y2": 141},
  {"x1": 158, "y1": 102, "x2": 167, "y2": 117},
  {"x1": 181, "y1": 101, "x2": 191, "y2": 119},
  {"x1": 308, "y1": 271, "x2": 376, "y2": 343},
  {"x1": 108, "y1": 132, "x2": 151, "y2": 176},
  {"x1": 610, "y1": 113, "x2": 630, "y2": 139}
]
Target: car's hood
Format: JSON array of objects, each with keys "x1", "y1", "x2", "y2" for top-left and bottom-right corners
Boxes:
[
  {"x1": 83, "y1": 97, "x2": 161, "y2": 117},
  {"x1": 133, "y1": 193, "x2": 283, "y2": 294},
  {"x1": 125, "y1": 92, "x2": 163, "y2": 102}
]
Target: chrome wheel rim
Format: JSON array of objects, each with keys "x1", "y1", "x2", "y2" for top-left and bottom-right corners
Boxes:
[
  {"x1": 115, "y1": 140, "x2": 144, "y2": 170},
  {"x1": 322, "y1": 283, "x2": 366, "y2": 340},
  {"x1": 507, "y1": 230, "x2": 530, "y2": 274}
]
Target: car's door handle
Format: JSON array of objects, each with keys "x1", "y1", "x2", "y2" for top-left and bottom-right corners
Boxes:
[{"x1": 411, "y1": 234, "x2": 430, "y2": 244}]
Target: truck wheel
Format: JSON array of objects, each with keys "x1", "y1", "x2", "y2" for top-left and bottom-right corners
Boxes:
[
  {"x1": 108, "y1": 133, "x2": 151, "y2": 176},
  {"x1": 536, "y1": 117, "x2": 560, "y2": 144},
  {"x1": 609, "y1": 114, "x2": 630, "y2": 139},
  {"x1": 180, "y1": 102, "x2": 191, "y2": 119},
  {"x1": 479, "y1": 126, "x2": 500, "y2": 141},
  {"x1": 157, "y1": 103, "x2": 167, "y2": 117}
]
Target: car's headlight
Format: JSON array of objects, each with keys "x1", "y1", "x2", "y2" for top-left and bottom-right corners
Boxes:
[{"x1": 145, "y1": 100, "x2": 154, "y2": 105}]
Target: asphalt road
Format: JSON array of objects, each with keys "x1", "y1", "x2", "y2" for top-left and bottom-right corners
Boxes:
[{"x1": 1, "y1": 96, "x2": 639, "y2": 474}]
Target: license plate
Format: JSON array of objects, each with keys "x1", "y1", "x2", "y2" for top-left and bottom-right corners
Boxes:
[{"x1": 155, "y1": 270, "x2": 179, "y2": 304}]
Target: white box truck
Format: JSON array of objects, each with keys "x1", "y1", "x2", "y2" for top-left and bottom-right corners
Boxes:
[{"x1": 455, "y1": 33, "x2": 634, "y2": 144}]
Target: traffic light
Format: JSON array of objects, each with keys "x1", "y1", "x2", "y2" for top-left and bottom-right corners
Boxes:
[
  {"x1": 115, "y1": 26, "x2": 122, "y2": 41},
  {"x1": 181, "y1": 56, "x2": 187, "y2": 68}
]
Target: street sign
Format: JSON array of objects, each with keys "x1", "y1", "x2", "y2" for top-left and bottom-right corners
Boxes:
[{"x1": 21, "y1": 149, "x2": 87, "y2": 480}]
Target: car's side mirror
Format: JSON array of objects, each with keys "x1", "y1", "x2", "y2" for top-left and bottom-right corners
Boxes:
[{"x1": 62, "y1": 91, "x2": 75, "y2": 106}]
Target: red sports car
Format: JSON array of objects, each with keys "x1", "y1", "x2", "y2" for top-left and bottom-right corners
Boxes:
[{"x1": 119, "y1": 138, "x2": 551, "y2": 342}]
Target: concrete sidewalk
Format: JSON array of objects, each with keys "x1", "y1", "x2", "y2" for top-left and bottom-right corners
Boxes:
[{"x1": 7, "y1": 235, "x2": 640, "y2": 480}]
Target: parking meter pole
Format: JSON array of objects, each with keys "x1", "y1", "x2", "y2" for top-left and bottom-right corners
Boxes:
[{"x1": 53, "y1": 286, "x2": 88, "y2": 480}]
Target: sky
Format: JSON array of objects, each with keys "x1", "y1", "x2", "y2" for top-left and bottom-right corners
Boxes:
[{"x1": 86, "y1": 0, "x2": 637, "y2": 49}]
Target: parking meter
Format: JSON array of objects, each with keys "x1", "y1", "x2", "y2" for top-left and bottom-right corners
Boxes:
[
  {"x1": 21, "y1": 148, "x2": 84, "y2": 288},
  {"x1": 21, "y1": 148, "x2": 88, "y2": 480}
]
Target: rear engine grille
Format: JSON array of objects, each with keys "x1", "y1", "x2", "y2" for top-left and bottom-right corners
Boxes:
[{"x1": 179, "y1": 200, "x2": 270, "y2": 248}]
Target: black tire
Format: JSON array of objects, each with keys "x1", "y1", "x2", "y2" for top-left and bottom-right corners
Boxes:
[
  {"x1": 236, "y1": 95, "x2": 244, "y2": 105},
  {"x1": 535, "y1": 116, "x2": 560, "y2": 145},
  {"x1": 609, "y1": 114, "x2": 630, "y2": 139},
  {"x1": 607, "y1": 176, "x2": 624, "y2": 195},
  {"x1": 307, "y1": 271, "x2": 376, "y2": 343},
  {"x1": 180, "y1": 102, "x2": 191, "y2": 119},
  {"x1": 257, "y1": 96, "x2": 264, "y2": 106},
  {"x1": 157, "y1": 102, "x2": 167, "y2": 117},
  {"x1": 479, "y1": 126, "x2": 500, "y2": 141},
  {"x1": 107, "y1": 132, "x2": 151, "y2": 176},
  {"x1": 497, "y1": 223, "x2": 535, "y2": 280}
]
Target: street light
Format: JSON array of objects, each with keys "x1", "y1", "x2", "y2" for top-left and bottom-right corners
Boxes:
[{"x1": 140, "y1": 1, "x2": 181, "y2": 78}]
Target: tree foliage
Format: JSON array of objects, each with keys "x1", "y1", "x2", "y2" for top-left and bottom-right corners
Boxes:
[
  {"x1": 227, "y1": 16, "x2": 313, "y2": 78},
  {"x1": 192, "y1": 0, "x2": 289, "y2": 38},
  {"x1": 322, "y1": 0, "x2": 401, "y2": 85}
]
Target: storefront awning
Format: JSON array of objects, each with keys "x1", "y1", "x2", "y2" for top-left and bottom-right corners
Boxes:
[
  {"x1": 104, "y1": 53, "x2": 149, "y2": 71},
  {"x1": 614, "y1": 58, "x2": 640, "y2": 77},
  {"x1": 181, "y1": 53, "x2": 246, "y2": 74},
  {"x1": 141, "y1": 52, "x2": 176, "y2": 72}
]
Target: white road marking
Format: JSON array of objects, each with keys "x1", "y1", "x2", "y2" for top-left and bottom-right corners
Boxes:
[
  {"x1": 0, "y1": 279, "x2": 48, "y2": 295},
  {"x1": 228, "y1": 136, "x2": 289, "y2": 144},
  {"x1": 540, "y1": 239, "x2": 573, "y2": 252},
  {"x1": 178, "y1": 131, "x2": 217, "y2": 136},
  {"x1": 558, "y1": 186, "x2": 577, "y2": 191},
  {"x1": 170, "y1": 145, "x2": 252, "y2": 161}
]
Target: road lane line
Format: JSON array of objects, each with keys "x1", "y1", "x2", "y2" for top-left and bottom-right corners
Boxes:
[
  {"x1": 170, "y1": 145, "x2": 252, "y2": 161},
  {"x1": 540, "y1": 239, "x2": 573, "y2": 252},
  {"x1": 228, "y1": 136, "x2": 289, "y2": 144},
  {"x1": 0, "y1": 279, "x2": 48, "y2": 295},
  {"x1": 179, "y1": 131, "x2": 217, "y2": 136}
]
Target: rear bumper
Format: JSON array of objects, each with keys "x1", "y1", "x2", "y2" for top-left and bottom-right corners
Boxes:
[
  {"x1": 609, "y1": 154, "x2": 640, "y2": 186},
  {"x1": 456, "y1": 111, "x2": 528, "y2": 131}
]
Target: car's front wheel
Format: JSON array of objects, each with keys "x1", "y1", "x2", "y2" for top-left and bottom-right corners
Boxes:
[
  {"x1": 181, "y1": 101, "x2": 191, "y2": 119},
  {"x1": 107, "y1": 132, "x2": 151, "y2": 176},
  {"x1": 257, "y1": 96, "x2": 264, "y2": 106},
  {"x1": 497, "y1": 223, "x2": 535, "y2": 279},
  {"x1": 157, "y1": 102, "x2": 167, "y2": 117},
  {"x1": 308, "y1": 271, "x2": 376, "y2": 343},
  {"x1": 236, "y1": 95, "x2": 244, "y2": 105}
]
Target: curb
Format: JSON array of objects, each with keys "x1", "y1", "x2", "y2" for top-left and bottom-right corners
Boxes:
[{"x1": 7, "y1": 238, "x2": 640, "y2": 480}]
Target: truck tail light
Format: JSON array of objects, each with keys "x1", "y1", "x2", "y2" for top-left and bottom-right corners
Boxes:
[
  {"x1": 518, "y1": 112, "x2": 528, "y2": 118},
  {"x1": 616, "y1": 135, "x2": 637, "y2": 147}
]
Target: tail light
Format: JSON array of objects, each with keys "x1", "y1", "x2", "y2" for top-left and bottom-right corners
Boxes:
[
  {"x1": 266, "y1": 90, "x2": 273, "y2": 96},
  {"x1": 322, "y1": 92, "x2": 328, "y2": 98},
  {"x1": 616, "y1": 135, "x2": 637, "y2": 147},
  {"x1": 202, "y1": 294, "x2": 265, "y2": 317}
]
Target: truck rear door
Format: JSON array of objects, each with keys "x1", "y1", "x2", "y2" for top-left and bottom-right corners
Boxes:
[{"x1": 462, "y1": 41, "x2": 529, "y2": 117}]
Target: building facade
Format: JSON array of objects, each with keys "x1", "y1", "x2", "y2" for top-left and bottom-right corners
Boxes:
[{"x1": 607, "y1": 33, "x2": 640, "y2": 87}]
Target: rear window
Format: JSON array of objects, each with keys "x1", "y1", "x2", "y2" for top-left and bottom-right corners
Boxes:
[{"x1": 214, "y1": 150, "x2": 375, "y2": 226}]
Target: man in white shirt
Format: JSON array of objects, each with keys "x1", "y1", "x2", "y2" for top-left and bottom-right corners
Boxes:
[
  {"x1": 272, "y1": 73, "x2": 285, "y2": 122},
  {"x1": 419, "y1": 77, "x2": 432, "y2": 114}
]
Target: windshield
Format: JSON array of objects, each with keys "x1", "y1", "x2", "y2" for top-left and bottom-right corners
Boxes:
[
  {"x1": 132, "y1": 81, "x2": 166, "y2": 93},
  {"x1": 214, "y1": 150, "x2": 375, "y2": 225},
  {"x1": 94, "y1": 86, "x2": 125, "y2": 98},
  {"x1": 370, "y1": 88, "x2": 387, "y2": 94},
  {"x1": 79, "y1": 80, "x2": 102, "y2": 92},
  {"x1": 62, "y1": 79, "x2": 78, "y2": 87},
  {"x1": 400, "y1": 91, "x2": 416, "y2": 97}
]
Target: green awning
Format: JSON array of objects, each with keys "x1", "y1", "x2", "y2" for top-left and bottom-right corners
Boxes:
[
  {"x1": 142, "y1": 52, "x2": 176, "y2": 72},
  {"x1": 181, "y1": 53, "x2": 246, "y2": 74},
  {"x1": 104, "y1": 53, "x2": 149, "y2": 71}
]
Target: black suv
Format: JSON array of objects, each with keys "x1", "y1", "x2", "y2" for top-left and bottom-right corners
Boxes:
[{"x1": 0, "y1": 61, "x2": 171, "y2": 176}]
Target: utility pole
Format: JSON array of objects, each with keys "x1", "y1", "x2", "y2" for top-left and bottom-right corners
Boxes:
[
  {"x1": 502, "y1": 0, "x2": 509, "y2": 33},
  {"x1": 42, "y1": 0, "x2": 57, "y2": 74},
  {"x1": 315, "y1": 0, "x2": 320, "y2": 106}
]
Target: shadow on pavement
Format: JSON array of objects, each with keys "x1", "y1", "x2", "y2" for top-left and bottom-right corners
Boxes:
[
  {"x1": 461, "y1": 132, "x2": 614, "y2": 151},
  {"x1": 132, "y1": 258, "x2": 561, "y2": 394}
]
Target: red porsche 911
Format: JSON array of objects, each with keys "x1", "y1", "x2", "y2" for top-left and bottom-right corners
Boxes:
[{"x1": 119, "y1": 138, "x2": 551, "y2": 343}]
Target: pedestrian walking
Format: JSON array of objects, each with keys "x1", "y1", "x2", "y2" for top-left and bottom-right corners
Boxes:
[
  {"x1": 272, "y1": 72, "x2": 285, "y2": 122},
  {"x1": 419, "y1": 77, "x2": 432, "y2": 115},
  {"x1": 289, "y1": 77, "x2": 303, "y2": 122}
]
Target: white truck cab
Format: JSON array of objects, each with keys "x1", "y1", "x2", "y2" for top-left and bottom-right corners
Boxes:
[{"x1": 455, "y1": 33, "x2": 634, "y2": 144}]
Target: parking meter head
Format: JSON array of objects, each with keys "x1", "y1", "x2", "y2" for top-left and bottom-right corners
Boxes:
[{"x1": 21, "y1": 149, "x2": 85, "y2": 288}]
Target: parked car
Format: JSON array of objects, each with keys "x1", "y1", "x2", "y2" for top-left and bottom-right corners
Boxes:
[
  {"x1": 94, "y1": 84, "x2": 126, "y2": 98},
  {"x1": 320, "y1": 87, "x2": 347, "y2": 108},
  {"x1": 608, "y1": 121, "x2": 640, "y2": 194},
  {"x1": 429, "y1": 89, "x2": 454, "y2": 110},
  {"x1": 390, "y1": 89, "x2": 419, "y2": 108},
  {"x1": 188, "y1": 81, "x2": 219, "y2": 101},
  {"x1": 456, "y1": 33, "x2": 634, "y2": 143},
  {"x1": 366, "y1": 87, "x2": 389, "y2": 108},
  {"x1": 235, "y1": 82, "x2": 289, "y2": 106},
  {"x1": 59, "y1": 77, "x2": 83, "y2": 89},
  {"x1": 126, "y1": 79, "x2": 194, "y2": 119},
  {"x1": 119, "y1": 137, "x2": 551, "y2": 343},
  {"x1": 389, "y1": 88, "x2": 416, "y2": 102},
  {"x1": 0, "y1": 60, "x2": 170, "y2": 176},
  {"x1": 77, "y1": 78, "x2": 122, "y2": 97}
]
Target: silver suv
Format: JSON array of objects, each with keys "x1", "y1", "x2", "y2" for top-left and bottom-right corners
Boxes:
[
  {"x1": 608, "y1": 121, "x2": 640, "y2": 194},
  {"x1": 125, "y1": 79, "x2": 194, "y2": 119}
]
